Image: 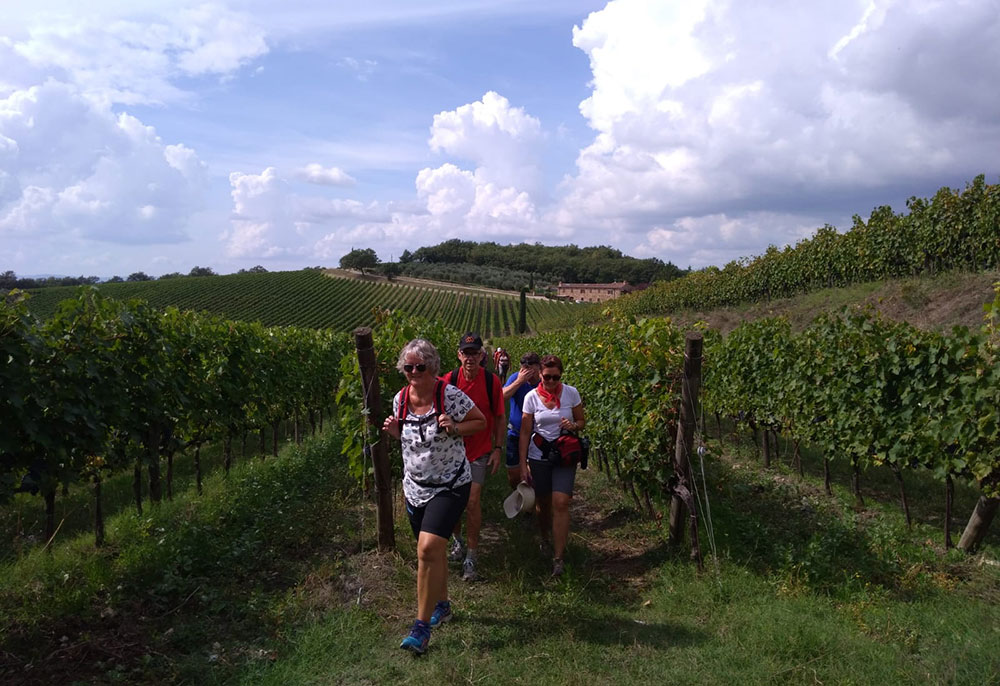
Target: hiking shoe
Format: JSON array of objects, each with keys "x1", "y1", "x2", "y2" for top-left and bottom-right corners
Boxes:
[
  {"x1": 448, "y1": 537, "x2": 465, "y2": 563},
  {"x1": 429, "y1": 600, "x2": 453, "y2": 627},
  {"x1": 399, "y1": 619, "x2": 430, "y2": 655},
  {"x1": 539, "y1": 540, "x2": 553, "y2": 559},
  {"x1": 551, "y1": 558, "x2": 565, "y2": 577},
  {"x1": 461, "y1": 558, "x2": 478, "y2": 582}
]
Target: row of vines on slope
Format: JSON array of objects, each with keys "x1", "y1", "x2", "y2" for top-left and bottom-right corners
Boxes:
[
  {"x1": 613, "y1": 175, "x2": 1000, "y2": 318},
  {"x1": 703, "y1": 287, "x2": 1000, "y2": 549},
  {"x1": 1, "y1": 288, "x2": 349, "y2": 547},
  {"x1": 24, "y1": 269, "x2": 580, "y2": 336},
  {"x1": 7, "y1": 281, "x2": 998, "y2": 557},
  {"x1": 495, "y1": 286, "x2": 1000, "y2": 551}
]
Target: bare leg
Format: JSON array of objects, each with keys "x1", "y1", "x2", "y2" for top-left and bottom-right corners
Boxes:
[
  {"x1": 536, "y1": 493, "x2": 553, "y2": 543},
  {"x1": 416, "y1": 532, "x2": 448, "y2": 622},
  {"x1": 552, "y1": 492, "x2": 572, "y2": 560},
  {"x1": 507, "y1": 467, "x2": 520, "y2": 490},
  {"x1": 466, "y1": 482, "x2": 483, "y2": 550}
]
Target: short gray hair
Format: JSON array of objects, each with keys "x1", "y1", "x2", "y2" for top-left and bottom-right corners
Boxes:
[{"x1": 396, "y1": 338, "x2": 441, "y2": 375}]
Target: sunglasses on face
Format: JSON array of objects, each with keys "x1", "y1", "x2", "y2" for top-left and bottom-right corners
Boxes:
[
  {"x1": 542, "y1": 373, "x2": 561, "y2": 382},
  {"x1": 403, "y1": 363, "x2": 427, "y2": 373}
]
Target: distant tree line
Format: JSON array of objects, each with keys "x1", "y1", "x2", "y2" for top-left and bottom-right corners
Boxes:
[
  {"x1": 391, "y1": 262, "x2": 554, "y2": 292},
  {"x1": 1, "y1": 271, "x2": 101, "y2": 291},
  {"x1": 2, "y1": 265, "x2": 269, "y2": 292},
  {"x1": 396, "y1": 240, "x2": 687, "y2": 285}
]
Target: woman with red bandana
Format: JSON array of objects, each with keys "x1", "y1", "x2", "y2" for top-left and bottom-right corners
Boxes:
[{"x1": 517, "y1": 354, "x2": 585, "y2": 577}]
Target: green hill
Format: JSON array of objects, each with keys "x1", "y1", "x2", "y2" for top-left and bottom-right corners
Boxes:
[
  {"x1": 662, "y1": 269, "x2": 1000, "y2": 334},
  {"x1": 22, "y1": 269, "x2": 581, "y2": 336}
]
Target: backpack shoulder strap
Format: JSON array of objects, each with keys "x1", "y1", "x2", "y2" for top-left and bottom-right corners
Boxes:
[
  {"x1": 398, "y1": 383, "x2": 446, "y2": 421},
  {"x1": 447, "y1": 368, "x2": 497, "y2": 416},
  {"x1": 485, "y1": 370, "x2": 495, "y2": 415},
  {"x1": 435, "y1": 380, "x2": 445, "y2": 416},
  {"x1": 397, "y1": 386, "x2": 409, "y2": 421}
]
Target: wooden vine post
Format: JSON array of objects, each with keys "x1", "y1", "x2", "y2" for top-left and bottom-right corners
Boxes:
[
  {"x1": 353, "y1": 327, "x2": 395, "y2": 551},
  {"x1": 518, "y1": 288, "x2": 527, "y2": 334},
  {"x1": 669, "y1": 332, "x2": 704, "y2": 568},
  {"x1": 959, "y1": 496, "x2": 1000, "y2": 552}
]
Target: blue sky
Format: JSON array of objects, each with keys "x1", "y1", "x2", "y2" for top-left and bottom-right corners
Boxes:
[{"x1": 2, "y1": 0, "x2": 999, "y2": 277}]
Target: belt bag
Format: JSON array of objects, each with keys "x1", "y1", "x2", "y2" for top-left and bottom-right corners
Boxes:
[{"x1": 533, "y1": 431, "x2": 587, "y2": 468}]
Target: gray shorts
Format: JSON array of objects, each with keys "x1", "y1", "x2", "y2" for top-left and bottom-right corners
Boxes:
[
  {"x1": 528, "y1": 459, "x2": 576, "y2": 496},
  {"x1": 469, "y1": 454, "x2": 489, "y2": 485}
]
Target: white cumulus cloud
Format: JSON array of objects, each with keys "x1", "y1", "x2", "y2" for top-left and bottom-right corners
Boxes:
[
  {"x1": 0, "y1": 81, "x2": 206, "y2": 243},
  {"x1": 224, "y1": 166, "x2": 390, "y2": 260},
  {"x1": 555, "y1": 0, "x2": 1000, "y2": 266},
  {"x1": 295, "y1": 163, "x2": 356, "y2": 187},
  {"x1": 10, "y1": 5, "x2": 268, "y2": 105},
  {"x1": 429, "y1": 90, "x2": 545, "y2": 193}
]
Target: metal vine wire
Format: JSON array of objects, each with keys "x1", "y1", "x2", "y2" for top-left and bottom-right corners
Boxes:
[{"x1": 679, "y1": 352, "x2": 721, "y2": 581}]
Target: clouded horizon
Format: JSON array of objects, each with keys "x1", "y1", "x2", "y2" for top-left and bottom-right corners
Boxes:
[{"x1": 2, "y1": 0, "x2": 999, "y2": 277}]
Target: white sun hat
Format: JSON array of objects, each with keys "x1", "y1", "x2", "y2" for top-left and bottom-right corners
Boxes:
[{"x1": 503, "y1": 481, "x2": 536, "y2": 519}]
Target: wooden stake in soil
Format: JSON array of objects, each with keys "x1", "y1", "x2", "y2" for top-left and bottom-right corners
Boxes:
[
  {"x1": 94, "y1": 476, "x2": 105, "y2": 547},
  {"x1": 194, "y1": 445, "x2": 203, "y2": 496},
  {"x1": 958, "y1": 495, "x2": 1000, "y2": 552},
  {"x1": 851, "y1": 455, "x2": 864, "y2": 507},
  {"x1": 945, "y1": 473, "x2": 954, "y2": 549},
  {"x1": 669, "y1": 333, "x2": 703, "y2": 569},
  {"x1": 133, "y1": 460, "x2": 143, "y2": 515},
  {"x1": 890, "y1": 464, "x2": 912, "y2": 529},
  {"x1": 354, "y1": 327, "x2": 396, "y2": 552}
]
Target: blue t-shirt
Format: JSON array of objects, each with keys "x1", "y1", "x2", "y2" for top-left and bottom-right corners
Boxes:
[{"x1": 505, "y1": 372, "x2": 534, "y2": 436}]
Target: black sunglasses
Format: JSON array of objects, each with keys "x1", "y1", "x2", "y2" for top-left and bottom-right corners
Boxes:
[
  {"x1": 403, "y1": 363, "x2": 427, "y2": 373},
  {"x1": 542, "y1": 373, "x2": 561, "y2": 381}
]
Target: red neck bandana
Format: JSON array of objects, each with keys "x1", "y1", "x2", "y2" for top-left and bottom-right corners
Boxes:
[{"x1": 536, "y1": 381, "x2": 562, "y2": 408}]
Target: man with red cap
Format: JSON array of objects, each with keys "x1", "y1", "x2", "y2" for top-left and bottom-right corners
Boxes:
[{"x1": 441, "y1": 332, "x2": 505, "y2": 582}]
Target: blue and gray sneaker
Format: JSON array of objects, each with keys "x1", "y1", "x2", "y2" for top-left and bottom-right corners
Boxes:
[
  {"x1": 399, "y1": 619, "x2": 431, "y2": 655},
  {"x1": 429, "y1": 600, "x2": 453, "y2": 627}
]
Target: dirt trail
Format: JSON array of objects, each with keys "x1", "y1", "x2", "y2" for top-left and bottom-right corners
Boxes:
[{"x1": 323, "y1": 268, "x2": 550, "y2": 300}]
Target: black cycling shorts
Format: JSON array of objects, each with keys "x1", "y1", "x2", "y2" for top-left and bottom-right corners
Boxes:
[{"x1": 406, "y1": 482, "x2": 471, "y2": 540}]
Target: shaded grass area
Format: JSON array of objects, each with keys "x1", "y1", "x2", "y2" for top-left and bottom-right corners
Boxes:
[
  {"x1": 0, "y1": 420, "x2": 307, "y2": 562},
  {"x1": 0, "y1": 431, "x2": 360, "y2": 685},
  {"x1": 716, "y1": 418, "x2": 994, "y2": 551}
]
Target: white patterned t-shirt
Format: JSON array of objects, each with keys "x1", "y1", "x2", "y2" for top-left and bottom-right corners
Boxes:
[{"x1": 393, "y1": 383, "x2": 474, "y2": 507}]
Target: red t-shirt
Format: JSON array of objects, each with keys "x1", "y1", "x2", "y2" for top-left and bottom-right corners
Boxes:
[{"x1": 440, "y1": 367, "x2": 505, "y2": 461}]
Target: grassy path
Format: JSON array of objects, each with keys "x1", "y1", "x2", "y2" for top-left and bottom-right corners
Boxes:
[
  {"x1": 240, "y1": 436, "x2": 1000, "y2": 685},
  {"x1": 2, "y1": 426, "x2": 998, "y2": 684}
]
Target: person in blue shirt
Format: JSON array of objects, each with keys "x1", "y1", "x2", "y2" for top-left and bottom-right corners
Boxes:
[{"x1": 502, "y1": 352, "x2": 541, "y2": 490}]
